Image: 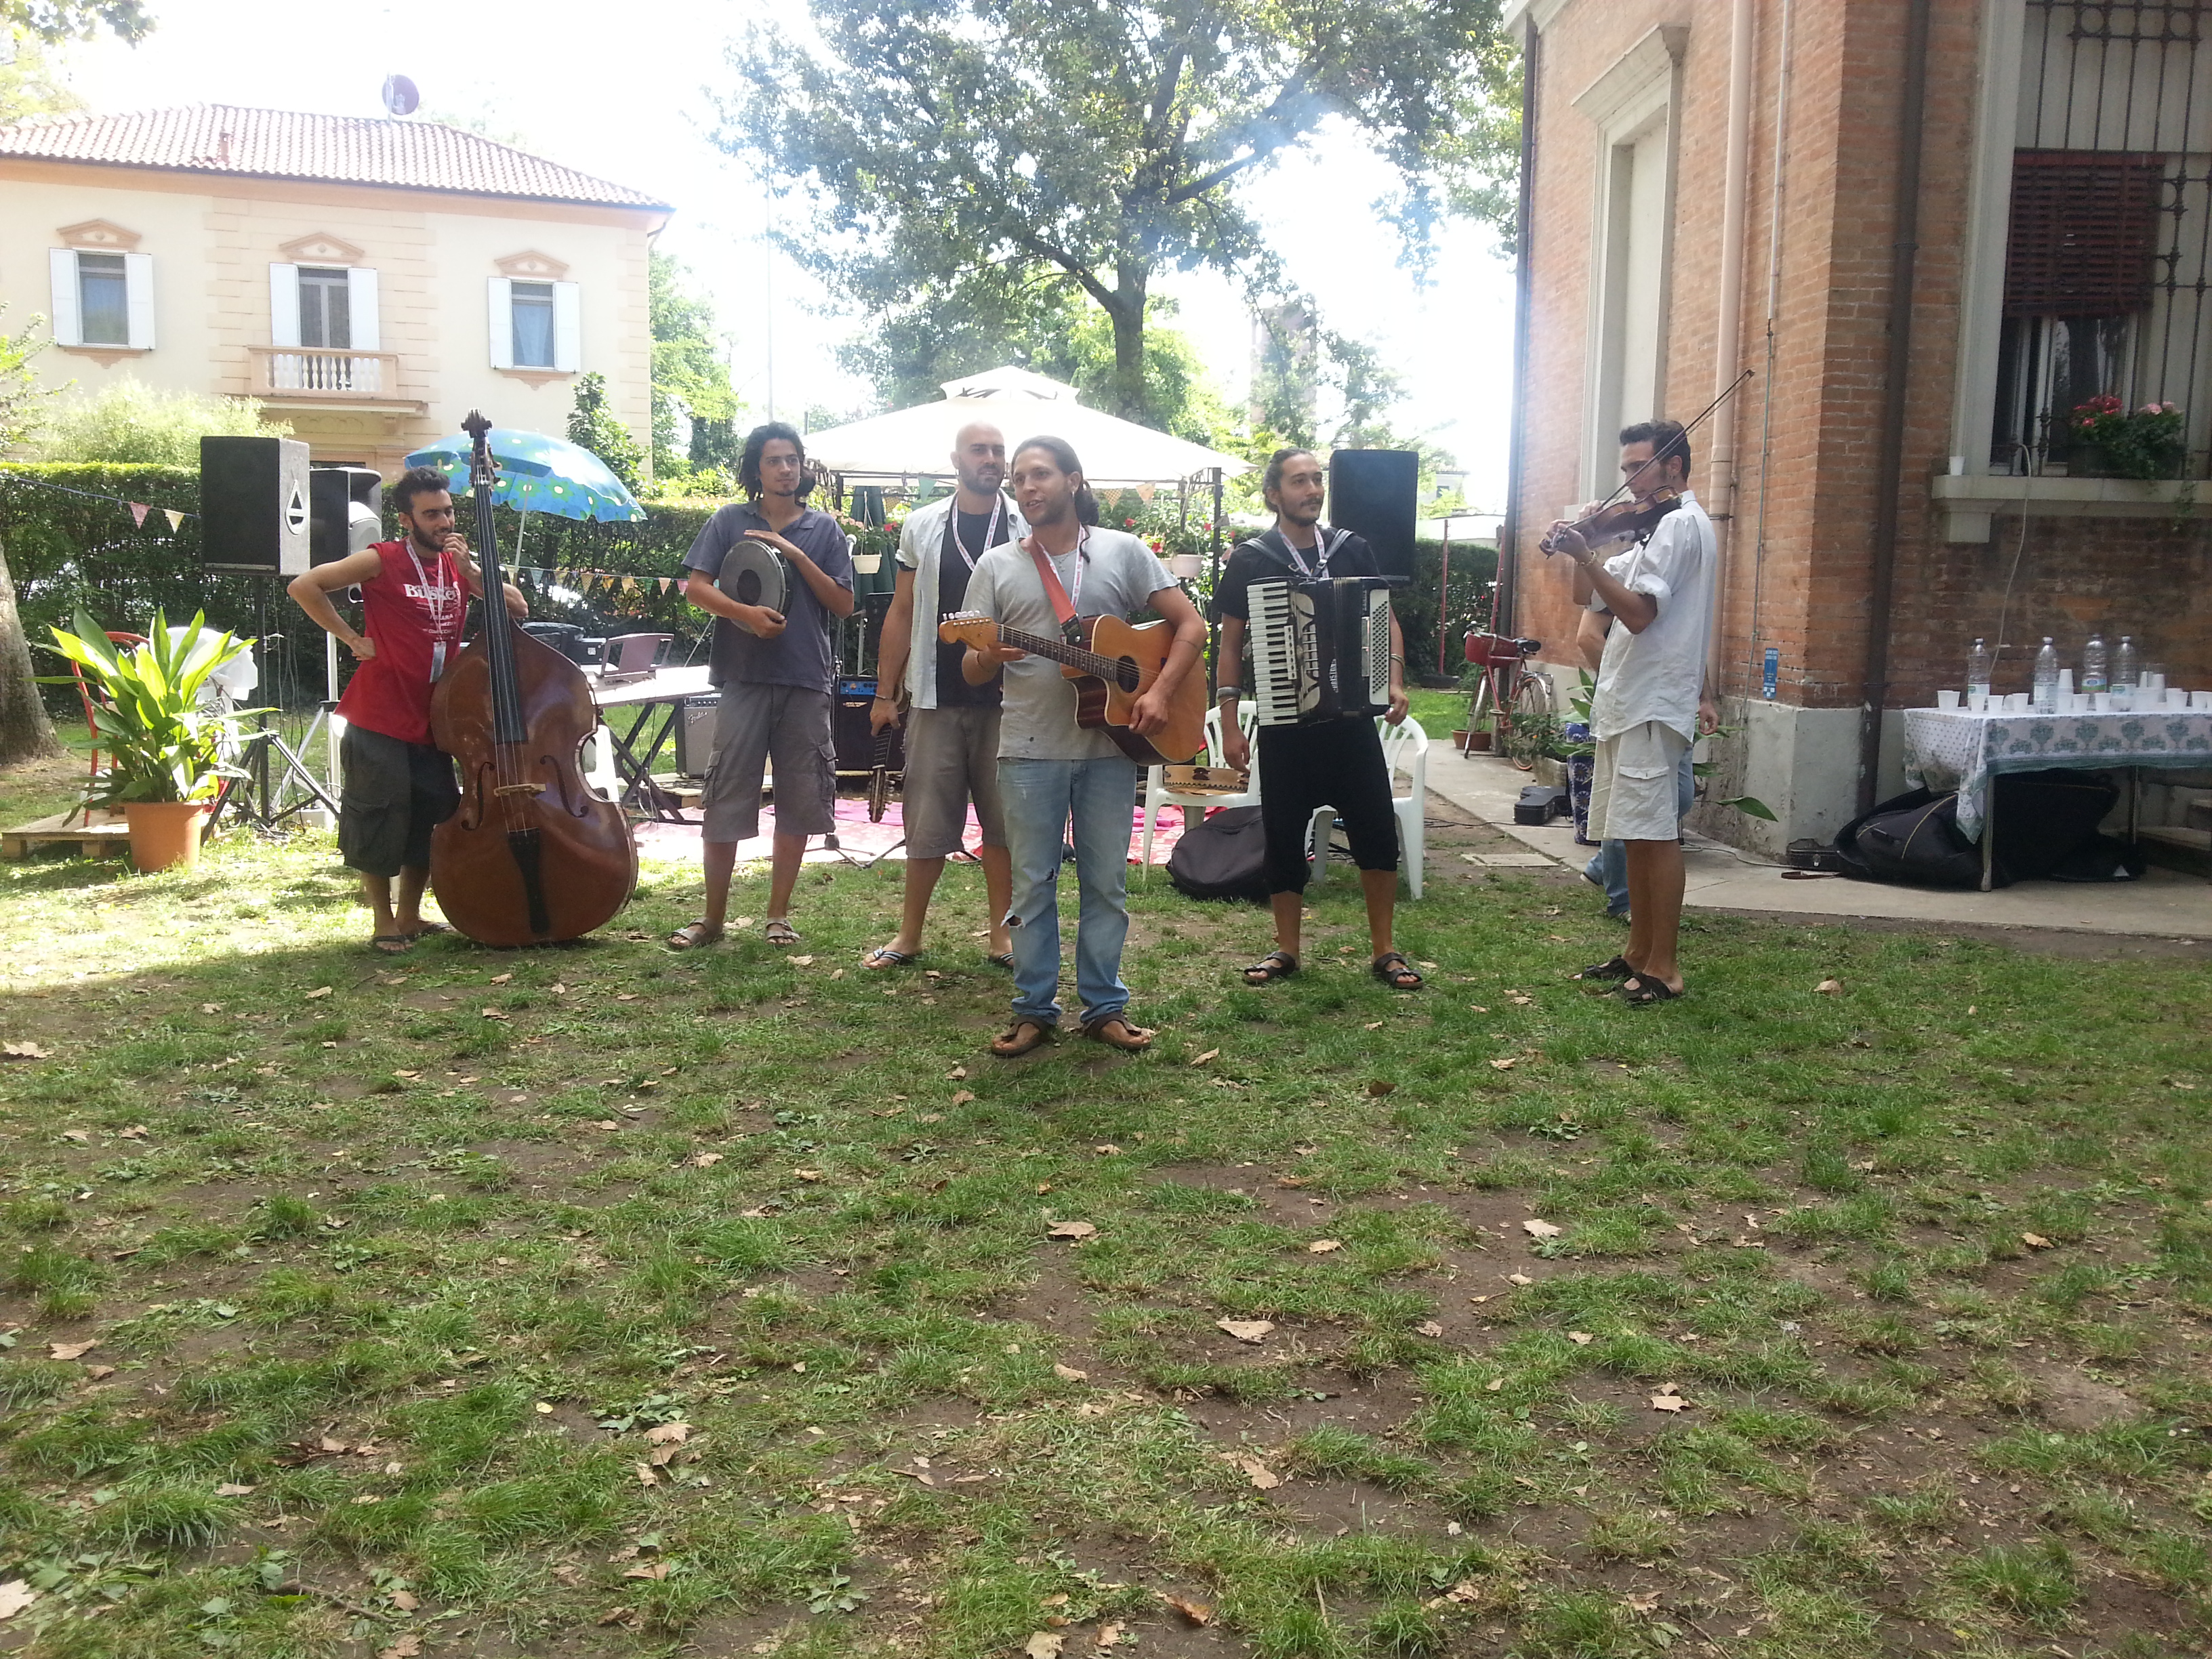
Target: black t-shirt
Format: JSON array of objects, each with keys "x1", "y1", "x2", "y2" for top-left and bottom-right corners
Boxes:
[
  {"x1": 933, "y1": 506, "x2": 1006, "y2": 708},
  {"x1": 1210, "y1": 527, "x2": 1380, "y2": 622}
]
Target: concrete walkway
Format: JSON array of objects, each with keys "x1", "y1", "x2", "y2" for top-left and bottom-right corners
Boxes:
[{"x1": 1423, "y1": 748, "x2": 2212, "y2": 941}]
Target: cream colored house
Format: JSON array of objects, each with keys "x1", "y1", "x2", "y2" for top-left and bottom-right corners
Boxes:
[{"x1": 0, "y1": 104, "x2": 670, "y2": 474}]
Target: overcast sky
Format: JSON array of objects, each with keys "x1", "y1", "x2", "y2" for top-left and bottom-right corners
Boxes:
[{"x1": 56, "y1": 0, "x2": 1516, "y2": 509}]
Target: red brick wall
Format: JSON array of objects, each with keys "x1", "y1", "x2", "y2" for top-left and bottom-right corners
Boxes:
[{"x1": 1509, "y1": 0, "x2": 2212, "y2": 709}]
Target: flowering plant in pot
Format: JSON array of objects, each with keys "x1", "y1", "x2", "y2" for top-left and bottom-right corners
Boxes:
[
  {"x1": 2066, "y1": 395, "x2": 2188, "y2": 480},
  {"x1": 41, "y1": 611, "x2": 253, "y2": 872}
]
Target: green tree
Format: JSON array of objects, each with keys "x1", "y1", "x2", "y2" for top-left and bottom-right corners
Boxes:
[
  {"x1": 1, "y1": 35, "x2": 84, "y2": 123},
  {"x1": 0, "y1": 305, "x2": 62, "y2": 762},
  {"x1": 567, "y1": 371, "x2": 642, "y2": 494},
  {"x1": 715, "y1": 0, "x2": 1516, "y2": 426},
  {"x1": 1, "y1": 1, "x2": 150, "y2": 43},
  {"x1": 649, "y1": 253, "x2": 740, "y2": 484},
  {"x1": 26, "y1": 377, "x2": 288, "y2": 464}
]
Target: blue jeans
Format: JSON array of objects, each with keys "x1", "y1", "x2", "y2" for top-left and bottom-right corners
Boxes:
[
  {"x1": 1584, "y1": 750, "x2": 1698, "y2": 916},
  {"x1": 998, "y1": 756, "x2": 1139, "y2": 1027}
]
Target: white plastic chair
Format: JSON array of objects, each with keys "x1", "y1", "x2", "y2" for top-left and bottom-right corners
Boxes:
[
  {"x1": 1139, "y1": 699, "x2": 1260, "y2": 875},
  {"x1": 1308, "y1": 716, "x2": 1429, "y2": 899}
]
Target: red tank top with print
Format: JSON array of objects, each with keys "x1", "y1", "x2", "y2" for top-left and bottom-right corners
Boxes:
[{"x1": 335, "y1": 539, "x2": 467, "y2": 745}]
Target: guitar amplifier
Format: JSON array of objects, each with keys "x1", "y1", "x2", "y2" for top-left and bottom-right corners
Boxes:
[
  {"x1": 674, "y1": 695, "x2": 722, "y2": 778},
  {"x1": 834, "y1": 676, "x2": 905, "y2": 773}
]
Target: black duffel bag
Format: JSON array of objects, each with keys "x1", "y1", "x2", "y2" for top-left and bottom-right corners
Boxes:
[
  {"x1": 1166, "y1": 805, "x2": 1271, "y2": 903},
  {"x1": 1833, "y1": 769, "x2": 2118, "y2": 889}
]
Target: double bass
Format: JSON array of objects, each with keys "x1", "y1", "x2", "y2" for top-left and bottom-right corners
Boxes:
[{"x1": 429, "y1": 412, "x2": 636, "y2": 945}]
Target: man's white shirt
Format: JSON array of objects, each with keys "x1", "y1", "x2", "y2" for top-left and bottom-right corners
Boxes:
[
  {"x1": 895, "y1": 494, "x2": 1027, "y2": 709},
  {"x1": 1587, "y1": 489, "x2": 1715, "y2": 743}
]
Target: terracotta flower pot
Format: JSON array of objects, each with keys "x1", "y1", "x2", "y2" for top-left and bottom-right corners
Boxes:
[{"x1": 123, "y1": 800, "x2": 211, "y2": 873}]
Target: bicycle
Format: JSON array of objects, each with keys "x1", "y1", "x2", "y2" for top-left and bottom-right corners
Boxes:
[{"x1": 1462, "y1": 631, "x2": 1553, "y2": 771}]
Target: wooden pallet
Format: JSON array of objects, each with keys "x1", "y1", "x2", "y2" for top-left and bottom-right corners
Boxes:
[{"x1": 1, "y1": 808, "x2": 130, "y2": 861}]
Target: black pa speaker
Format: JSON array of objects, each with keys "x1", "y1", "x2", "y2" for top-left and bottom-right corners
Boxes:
[
  {"x1": 310, "y1": 466, "x2": 383, "y2": 567},
  {"x1": 201, "y1": 435, "x2": 311, "y2": 574},
  {"x1": 1329, "y1": 449, "x2": 1419, "y2": 581}
]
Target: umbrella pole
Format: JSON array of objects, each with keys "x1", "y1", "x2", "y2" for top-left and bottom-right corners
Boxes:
[
  {"x1": 1206, "y1": 466, "x2": 1224, "y2": 692},
  {"x1": 1438, "y1": 520, "x2": 1452, "y2": 680}
]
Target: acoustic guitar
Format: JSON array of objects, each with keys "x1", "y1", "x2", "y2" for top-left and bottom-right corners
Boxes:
[{"x1": 938, "y1": 610, "x2": 1206, "y2": 766}]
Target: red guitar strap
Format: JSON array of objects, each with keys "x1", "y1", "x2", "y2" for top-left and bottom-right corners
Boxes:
[{"x1": 1023, "y1": 533, "x2": 1086, "y2": 643}]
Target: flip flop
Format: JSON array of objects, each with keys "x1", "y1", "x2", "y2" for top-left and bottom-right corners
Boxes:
[
  {"x1": 764, "y1": 919, "x2": 802, "y2": 947},
  {"x1": 1573, "y1": 954, "x2": 1635, "y2": 982},
  {"x1": 1618, "y1": 975, "x2": 1683, "y2": 1005},
  {"x1": 991, "y1": 1019, "x2": 1055, "y2": 1057},
  {"x1": 863, "y1": 946, "x2": 920, "y2": 970},
  {"x1": 986, "y1": 951, "x2": 1015, "y2": 970},
  {"x1": 371, "y1": 934, "x2": 413, "y2": 955},
  {"x1": 1081, "y1": 1014, "x2": 1153, "y2": 1051},
  {"x1": 405, "y1": 922, "x2": 453, "y2": 940}
]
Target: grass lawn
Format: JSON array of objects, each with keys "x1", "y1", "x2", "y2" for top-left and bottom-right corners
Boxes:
[{"x1": 0, "y1": 752, "x2": 2207, "y2": 1659}]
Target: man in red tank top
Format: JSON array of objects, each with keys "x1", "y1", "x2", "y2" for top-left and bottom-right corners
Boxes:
[{"x1": 289, "y1": 466, "x2": 528, "y2": 952}]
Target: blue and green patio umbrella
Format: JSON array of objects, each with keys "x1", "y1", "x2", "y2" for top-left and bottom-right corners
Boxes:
[{"x1": 404, "y1": 427, "x2": 644, "y2": 523}]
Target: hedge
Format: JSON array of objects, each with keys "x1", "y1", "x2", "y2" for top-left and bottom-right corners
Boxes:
[{"x1": 0, "y1": 463, "x2": 1494, "y2": 710}]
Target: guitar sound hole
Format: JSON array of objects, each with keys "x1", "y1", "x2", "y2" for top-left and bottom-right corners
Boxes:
[{"x1": 1115, "y1": 658, "x2": 1141, "y2": 693}]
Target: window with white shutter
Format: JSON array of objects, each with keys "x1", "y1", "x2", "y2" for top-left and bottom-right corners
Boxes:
[
  {"x1": 47, "y1": 249, "x2": 82, "y2": 346},
  {"x1": 552, "y1": 281, "x2": 581, "y2": 372},
  {"x1": 122, "y1": 253, "x2": 155, "y2": 350},
  {"x1": 487, "y1": 276, "x2": 515, "y2": 369}
]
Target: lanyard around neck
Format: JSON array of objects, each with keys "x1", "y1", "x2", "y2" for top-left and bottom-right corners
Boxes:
[
  {"x1": 1278, "y1": 525, "x2": 1332, "y2": 579},
  {"x1": 945, "y1": 494, "x2": 1004, "y2": 574},
  {"x1": 403, "y1": 541, "x2": 462, "y2": 640}
]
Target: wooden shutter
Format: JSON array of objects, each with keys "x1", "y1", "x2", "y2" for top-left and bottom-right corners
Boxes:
[
  {"x1": 2005, "y1": 150, "x2": 2166, "y2": 318},
  {"x1": 123, "y1": 252, "x2": 156, "y2": 350},
  {"x1": 47, "y1": 249, "x2": 81, "y2": 346}
]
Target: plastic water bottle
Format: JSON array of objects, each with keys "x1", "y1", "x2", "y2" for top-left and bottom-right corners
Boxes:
[
  {"x1": 2082, "y1": 634, "x2": 2107, "y2": 695},
  {"x1": 1967, "y1": 638, "x2": 1993, "y2": 703},
  {"x1": 2114, "y1": 636, "x2": 2139, "y2": 690},
  {"x1": 2033, "y1": 638, "x2": 2059, "y2": 712}
]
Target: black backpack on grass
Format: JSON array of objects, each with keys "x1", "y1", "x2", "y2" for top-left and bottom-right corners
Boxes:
[
  {"x1": 1166, "y1": 806, "x2": 1271, "y2": 903},
  {"x1": 1832, "y1": 769, "x2": 2120, "y2": 889}
]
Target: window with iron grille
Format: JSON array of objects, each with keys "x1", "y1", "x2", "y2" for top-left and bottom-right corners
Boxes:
[{"x1": 1994, "y1": 1, "x2": 2212, "y2": 476}]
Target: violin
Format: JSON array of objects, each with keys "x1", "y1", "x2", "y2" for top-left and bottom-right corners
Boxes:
[
  {"x1": 428, "y1": 412, "x2": 637, "y2": 945},
  {"x1": 1541, "y1": 488, "x2": 1683, "y2": 556}
]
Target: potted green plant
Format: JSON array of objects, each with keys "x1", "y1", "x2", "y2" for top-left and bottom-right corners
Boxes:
[
  {"x1": 2066, "y1": 395, "x2": 2188, "y2": 479},
  {"x1": 42, "y1": 611, "x2": 253, "y2": 873}
]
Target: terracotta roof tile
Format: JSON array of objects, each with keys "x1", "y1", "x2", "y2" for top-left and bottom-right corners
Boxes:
[{"x1": 0, "y1": 104, "x2": 670, "y2": 211}]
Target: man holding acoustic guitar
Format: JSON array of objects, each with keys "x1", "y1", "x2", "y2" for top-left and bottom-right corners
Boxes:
[{"x1": 950, "y1": 436, "x2": 1206, "y2": 1057}]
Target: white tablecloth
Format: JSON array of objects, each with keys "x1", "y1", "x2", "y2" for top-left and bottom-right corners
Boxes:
[{"x1": 1900, "y1": 706, "x2": 2212, "y2": 840}]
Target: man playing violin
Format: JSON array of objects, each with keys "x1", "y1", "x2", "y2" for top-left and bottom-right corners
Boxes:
[
  {"x1": 1543, "y1": 419, "x2": 1717, "y2": 1004},
  {"x1": 670, "y1": 422, "x2": 856, "y2": 951},
  {"x1": 287, "y1": 465, "x2": 528, "y2": 954}
]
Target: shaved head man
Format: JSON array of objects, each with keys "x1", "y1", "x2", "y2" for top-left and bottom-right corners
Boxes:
[{"x1": 863, "y1": 420, "x2": 1026, "y2": 970}]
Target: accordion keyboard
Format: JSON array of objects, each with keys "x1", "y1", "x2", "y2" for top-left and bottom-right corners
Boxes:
[{"x1": 1250, "y1": 581, "x2": 1318, "y2": 726}]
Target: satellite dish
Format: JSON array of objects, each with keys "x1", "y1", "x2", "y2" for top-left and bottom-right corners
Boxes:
[{"x1": 382, "y1": 75, "x2": 420, "y2": 117}]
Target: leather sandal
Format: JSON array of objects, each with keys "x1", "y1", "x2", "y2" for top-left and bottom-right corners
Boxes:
[
  {"x1": 1081, "y1": 1014, "x2": 1153, "y2": 1051},
  {"x1": 1573, "y1": 954, "x2": 1635, "y2": 982},
  {"x1": 667, "y1": 920, "x2": 724, "y2": 951},
  {"x1": 991, "y1": 1019, "x2": 1056, "y2": 1058},
  {"x1": 1371, "y1": 951, "x2": 1423, "y2": 991},
  {"x1": 1618, "y1": 975, "x2": 1683, "y2": 1005},
  {"x1": 1244, "y1": 949, "x2": 1298, "y2": 984}
]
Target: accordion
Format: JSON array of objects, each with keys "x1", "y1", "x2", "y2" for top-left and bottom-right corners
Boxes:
[{"x1": 1248, "y1": 575, "x2": 1395, "y2": 727}]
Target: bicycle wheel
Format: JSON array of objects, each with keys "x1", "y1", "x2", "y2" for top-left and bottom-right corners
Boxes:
[{"x1": 1503, "y1": 666, "x2": 1556, "y2": 771}]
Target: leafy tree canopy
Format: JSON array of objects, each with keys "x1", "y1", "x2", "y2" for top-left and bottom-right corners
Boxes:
[
  {"x1": 0, "y1": 304, "x2": 54, "y2": 455},
  {"x1": 649, "y1": 252, "x2": 741, "y2": 486},
  {"x1": 567, "y1": 371, "x2": 643, "y2": 494},
  {"x1": 0, "y1": 35, "x2": 83, "y2": 123},
  {"x1": 24, "y1": 377, "x2": 288, "y2": 465},
  {"x1": 716, "y1": 0, "x2": 1515, "y2": 427},
  {"x1": 1, "y1": 0, "x2": 150, "y2": 44}
]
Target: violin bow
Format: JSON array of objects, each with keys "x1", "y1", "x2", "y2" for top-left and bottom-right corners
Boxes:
[{"x1": 1561, "y1": 367, "x2": 1757, "y2": 528}]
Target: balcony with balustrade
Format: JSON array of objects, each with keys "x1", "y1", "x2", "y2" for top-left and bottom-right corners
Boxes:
[{"x1": 246, "y1": 346, "x2": 426, "y2": 415}]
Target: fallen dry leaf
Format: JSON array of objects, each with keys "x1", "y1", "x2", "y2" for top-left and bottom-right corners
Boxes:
[
  {"x1": 376, "y1": 1636, "x2": 422, "y2": 1659},
  {"x1": 0, "y1": 1580, "x2": 37, "y2": 1619},
  {"x1": 792, "y1": 1168, "x2": 823, "y2": 1182},
  {"x1": 84, "y1": 1364, "x2": 115, "y2": 1379},
  {"x1": 390, "y1": 1589, "x2": 419, "y2": 1610},
  {"x1": 1414, "y1": 1320, "x2": 1444, "y2": 1338},
  {"x1": 623, "y1": 1563, "x2": 670, "y2": 1580},
  {"x1": 1307, "y1": 1239, "x2": 1343, "y2": 1254},
  {"x1": 1094, "y1": 1143, "x2": 1121, "y2": 1155},
  {"x1": 1160, "y1": 1595, "x2": 1214, "y2": 1626},
  {"x1": 689, "y1": 1151, "x2": 724, "y2": 1168},
  {"x1": 1026, "y1": 1633, "x2": 1067, "y2": 1659},
  {"x1": 1231, "y1": 1454, "x2": 1281, "y2": 1490},
  {"x1": 1053, "y1": 1363, "x2": 1088, "y2": 1382},
  {"x1": 1096, "y1": 1621, "x2": 1127, "y2": 1652},
  {"x1": 480, "y1": 1008, "x2": 508, "y2": 1021},
  {"x1": 1521, "y1": 1218, "x2": 1563, "y2": 1240},
  {"x1": 1624, "y1": 1591, "x2": 1662, "y2": 1614},
  {"x1": 946, "y1": 1066, "x2": 968, "y2": 1080},
  {"x1": 634, "y1": 1463, "x2": 659, "y2": 1486},
  {"x1": 1650, "y1": 1386, "x2": 1688, "y2": 1413},
  {"x1": 1490, "y1": 1057, "x2": 1516, "y2": 1071},
  {"x1": 1046, "y1": 1221, "x2": 1097, "y2": 1241},
  {"x1": 1506, "y1": 1272, "x2": 1534, "y2": 1286},
  {"x1": 1364, "y1": 1021, "x2": 1383, "y2": 1030},
  {"x1": 1816, "y1": 978, "x2": 1843, "y2": 995},
  {"x1": 2022, "y1": 1232, "x2": 2053, "y2": 1249},
  {"x1": 304, "y1": 986, "x2": 333, "y2": 1000},
  {"x1": 489, "y1": 972, "x2": 513, "y2": 985},
  {"x1": 60, "y1": 1128, "x2": 89, "y2": 1143},
  {"x1": 950, "y1": 1090, "x2": 976, "y2": 1106},
  {"x1": 47, "y1": 1340, "x2": 96, "y2": 1361},
  {"x1": 1568, "y1": 1331, "x2": 1595, "y2": 1346},
  {"x1": 1216, "y1": 1319, "x2": 1275, "y2": 1343},
  {"x1": 215, "y1": 1482, "x2": 255, "y2": 1496},
  {"x1": 643, "y1": 1421, "x2": 691, "y2": 1446},
  {"x1": 790, "y1": 955, "x2": 816, "y2": 967},
  {"x1": 1190, "y1": 1048, "x2": 1220, "y2": 1067},
  {"x1": 2, "y1": 1042, "x2": 52, "y2": 1061},
  {"x1": 1366, "y1": 1080, "x2": 1396, "y2": 1097}
]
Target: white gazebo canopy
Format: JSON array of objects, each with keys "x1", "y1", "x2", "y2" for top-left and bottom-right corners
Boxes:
[{"x1": 806, "y1": 365, "x2": 1250, "y2": 485}]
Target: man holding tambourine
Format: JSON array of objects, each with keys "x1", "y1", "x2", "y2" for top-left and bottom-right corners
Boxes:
[{"x1": 670, "y1": 422, "x2": 856, "y2": 950}]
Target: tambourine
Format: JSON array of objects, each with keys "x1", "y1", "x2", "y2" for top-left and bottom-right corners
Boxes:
[
  {"x1": 718, "y1": 534, "x2": 791, "y2": 614},
  {"x1": 1162, "y1": 763, "x2": 1250, "y2": 795}
]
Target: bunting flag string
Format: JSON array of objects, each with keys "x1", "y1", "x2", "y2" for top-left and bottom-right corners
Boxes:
[
  {"x1": 0, "y1": 466, "x2": 197, "y2": 525},
  {"x1": 129, "y1": 501, "x2": 150, "y2": 527}
]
